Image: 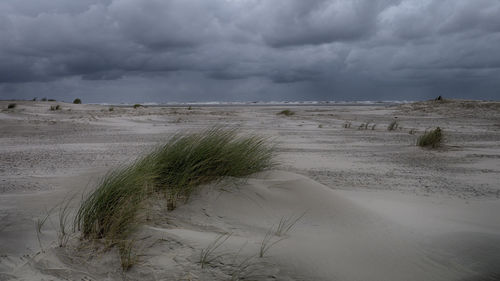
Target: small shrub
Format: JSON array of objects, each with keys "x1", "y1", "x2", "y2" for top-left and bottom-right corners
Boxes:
[
  {"x1": 41, "y1": 97, "x2": 47, "y2": 101},
  {"x1": 48, "y1": 99, "x2": 56, "y2": 102},
  {"x1": 417, "y1": 127, "x2": 443, "y2": 148},
  {"x1": 343, "y1": 122, "x2": 352, "y2": 128},
  {"x1": 318, "y1": 124, "x2": 323, "y2": 128},
  {"x1": 73, "y1": 98, "x2": 82, "y2": 104},
  {"x1": 50, "y1": 105, "x2": 61, "y2": 111},
  {"x1": 388, "y1": 120, "x2": 399, "y2": 131},
  {"x1": 133, "y1": 104, "x2": 142, "y2": 109},
  {"x1": 7, "y1": 103, "x2": 16, "y2": 109},
  {"x1": 109, "y1": 107, "x2": 114, "y2": 112},
  {"x1": 409, "y1": 128, "x2": 417, "y2": 135},
  {"x1": 32, "y1": 97, "x2": 37, "y2": 101},
  {"x1": 277, "y1": 109, "x2": 295, "y2": 116},
  {"x1": 188, "y1": 106, "x2": 192, "y2": 110}
]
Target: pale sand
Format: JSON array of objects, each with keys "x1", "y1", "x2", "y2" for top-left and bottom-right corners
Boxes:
[{"x1": 0, "y1": 100, "x2": 499, "y2": 280}]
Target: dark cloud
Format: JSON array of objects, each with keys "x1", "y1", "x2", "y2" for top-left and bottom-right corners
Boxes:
[{"x1": 0, "y1": 0, "x2": 499, "y2": 102}]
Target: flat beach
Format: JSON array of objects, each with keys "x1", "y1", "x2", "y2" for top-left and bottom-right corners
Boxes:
[{"x1": 1, "y1": 100, "x2": 499, "y2": 280}]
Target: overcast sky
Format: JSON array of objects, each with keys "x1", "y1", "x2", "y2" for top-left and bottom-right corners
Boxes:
[{"x1": 1, "y1": 0, "x2": 499, "y2": 103}]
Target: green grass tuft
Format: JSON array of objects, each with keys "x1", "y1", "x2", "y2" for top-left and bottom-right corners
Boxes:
[
  {"x1": 417, "y1": 127, "x2": 443, "y2": 148},
  {"x1": 154, "y1": 128, "x2": 274, "y2": 209},
  {"x1": 277, "y1": 109, "x2": 295, "y2": 116},
  {"x1": 75, "y1": 155, "x2": 156, "y2": 240},
  {"x1": 75, "y1": 128, "x2": 274, "y2": 241}
]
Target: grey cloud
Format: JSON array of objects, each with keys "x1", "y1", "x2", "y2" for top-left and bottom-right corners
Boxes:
[{"x1": 0, "y1": 0, "x2": 499, "y2": 102}]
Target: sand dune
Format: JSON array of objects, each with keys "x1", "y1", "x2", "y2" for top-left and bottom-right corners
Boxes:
[{"x1": 1, "y1": 100, "x2": 499, "y2": 280}]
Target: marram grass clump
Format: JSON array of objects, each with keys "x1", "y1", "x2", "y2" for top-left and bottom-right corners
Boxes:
[
  {"x1": 75, "y1": 155, "x2": 156, "y2": 240},
  {"x1": 277, "y1": 109, "x2": 295, "y2": 116},
  {"x1": 75, "y1": 128, "x2": 274, "y2": 241},
  {"x1": 417, "y1": 127, "x2": 443, "y2": 148}
]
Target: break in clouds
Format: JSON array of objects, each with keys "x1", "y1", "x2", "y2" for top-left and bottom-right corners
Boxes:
[{"x1": 1, "y1": 0, "x2": 500, "y2": 102}]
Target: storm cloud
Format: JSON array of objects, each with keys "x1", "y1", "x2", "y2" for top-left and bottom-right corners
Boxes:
[{"x1": 1, "y1": 0, "x2": 499, "y2": 102}]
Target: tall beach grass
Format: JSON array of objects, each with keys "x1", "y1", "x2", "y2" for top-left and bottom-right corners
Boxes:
[{"x1": 75, "y1": 128, "x2": 274, "y2": 241}]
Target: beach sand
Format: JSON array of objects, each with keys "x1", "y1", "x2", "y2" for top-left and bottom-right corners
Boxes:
[{"x1": 1, "y1": 100, "x2": 499, "y2": 280}]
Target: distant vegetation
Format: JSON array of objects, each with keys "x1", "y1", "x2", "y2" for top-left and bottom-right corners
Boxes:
[
  {"x1": 73, "y1": 98, "x2": 82, "y2": 104},
  {"x1": 277, "y1": 109, "x2": 295, "y2": 116},
  {"x1": 75, "y1": 128, "x2": 274, "y2": 242},
  {"x1": 133, "y1": 104, "x2": 142, "y2": 109},
  {"x1": 417, "y1": 127, "x2": 443, "y2": 148},
  {"x1": 7, "y1": 103, "x2": 16, "y2": 109},
  {"x1": 387, "y1": 120, "x2": 399, "y2": 131}
]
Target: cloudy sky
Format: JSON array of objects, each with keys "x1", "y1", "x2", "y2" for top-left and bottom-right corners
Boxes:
[{"x1": 1, "y1": 0, "x2": 499, "y2": 103}]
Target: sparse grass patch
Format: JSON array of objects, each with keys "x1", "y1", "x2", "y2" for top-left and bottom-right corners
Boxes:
[
  {"x1": 277, "y1": 109, "x2": 295, "y2": 116},
  {"x1": 343, "y1": 122, "x2": 352, "y2": 128},
  {"x1": 50, "y1": 105, "x2": 61, "y2": 111},
  {"x1": 76, "y1": 128, "x2": 274, "y2": 241},
  {"x1": 119, "y1": 240, "x2": 138, "y2": 271},
  {"x1": 358, "y1": 123, "x2": 369, "y2": 130},
  {"x1": 199, "y1": 233, "x2": 231, "y2": 268},
  {"x1": 387, "y1": 120, "x2": 399, "y2": 131},
  {"x1": 417, "y1": 127, "x2": 443, "y2": 148},
  {"x1": 275, "y1": 212, "x2": 306, "y2": 237},
  {"x1": 73, "y1": 98, "x2": 82, "y2": 104},
  {"x1": 259, "y1": 226, "x2": 285, "y2": 258},
  {"x1": 7, "y1": 103, "x2": 16, "y2": 109},
  {"x1": 109, "y1": 107, "x2": 114, "y2": 112}
]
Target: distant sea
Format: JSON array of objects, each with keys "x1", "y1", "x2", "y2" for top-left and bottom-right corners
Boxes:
[{"x1": 93, "y1": 100, "x2": 413, "y2": 107}]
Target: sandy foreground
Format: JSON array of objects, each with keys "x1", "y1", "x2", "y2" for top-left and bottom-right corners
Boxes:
[{"x1": 0, "y1": 100, "x2": 499, "y2": 281}]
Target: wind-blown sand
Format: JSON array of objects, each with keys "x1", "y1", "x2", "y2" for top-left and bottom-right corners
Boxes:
[{"x1": 1, "y1": 100, "x2": 499, "y2": 280}]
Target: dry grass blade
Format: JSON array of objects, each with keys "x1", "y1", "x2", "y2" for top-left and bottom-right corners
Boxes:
[
  {"x1": 58, "y1": 197, "x2": 74, "y2": 247},
  {"x1": 35, "y1": 207, "x2": 55, "y2": 251},
  {"x1": 259, "y1": 226, "x2": 285, "y2": 258},
  {"x1": 200, "y1": 232, "x2": 232, "y2": 268},
  {"x1": 275, "y1": 211, "x2": 306, "y2": 237},
  {"x1": 119, "y1": 239, "x2": 138, "y2": 271}
]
